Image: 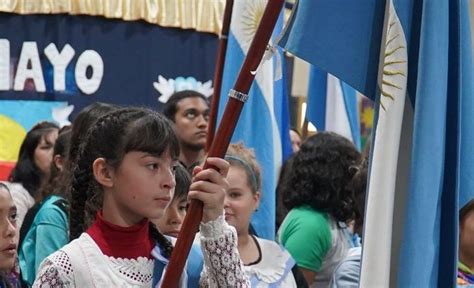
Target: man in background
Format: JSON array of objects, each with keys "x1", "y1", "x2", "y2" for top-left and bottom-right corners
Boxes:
[{"x1": 163, "y1": 90, "x2": 210, "y2": 168}]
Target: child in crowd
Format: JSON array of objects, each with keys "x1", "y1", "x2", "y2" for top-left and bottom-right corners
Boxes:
[
  {"x1": 458, "y1": 199, "x2": 474, "y2": 286},
  {"x1": 278, "y1": 132, "x2": 361, "y2": 287},
  {"x1": 33, "y1": 107, "x2": 249, "y2": 287},
  {"x1": 152, "y1": 163, "x2": 205, "y2": 288},
  {"x1": 153, "y1": 163, "x2": 191, "y2": 238},
  {"x1": 5, "y1": 122, "x2": 59, "y2": 229},
  {"x1": 224, "y1": 143, "x2": 298, "y2": 287},
  {"x1": 18, "y1": 127, "x2": 71, "y2": 286},
  {"x1": 0, "y1": 183, "x2": 20, "y2": 288}
]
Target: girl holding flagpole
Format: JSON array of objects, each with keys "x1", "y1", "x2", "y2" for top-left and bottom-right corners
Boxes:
[{"x1": 33, "y1": 107, "x2": 249, "y2": 287}]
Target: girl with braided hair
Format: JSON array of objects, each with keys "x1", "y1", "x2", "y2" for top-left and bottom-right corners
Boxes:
[{"x1": 33, "y1": 107, "x2": 249, "y2": 287}]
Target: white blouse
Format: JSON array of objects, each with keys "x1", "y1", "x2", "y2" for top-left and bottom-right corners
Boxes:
[
  {"x1": 243, "y1": 237, "x2": 297, "y2": 288},
  {"x1": 33, "y1": 216, "x2": 250, "y2": 287}
]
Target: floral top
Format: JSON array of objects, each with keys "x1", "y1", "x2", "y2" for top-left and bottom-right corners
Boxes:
[
  {"x1": 458, "y1": 262, "x2": 474, "y2": 286},
  {"x1": 33, "y1": 216, "x2": 249, "y2": 287},
  {"x1": 0, "y1": 271, "x2": 20, "y2": 288}
]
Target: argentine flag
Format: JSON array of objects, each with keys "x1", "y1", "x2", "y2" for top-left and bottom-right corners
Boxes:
[
  {"x1": 307, "y1": 65, "x2": 361, "y2": 150},
  {"x1": 217, "y1": 0, "x2": 290, "y2": 240},
  {"x1": 279, "y1": 0, "x2": 473, "y2": 286}
]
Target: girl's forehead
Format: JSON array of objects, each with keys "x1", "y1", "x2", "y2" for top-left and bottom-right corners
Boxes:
[
  {"x1": 230, "y1": 164, "x2": 245, "y2": 172},
  {"x1": 125, "y1": 150, "x2": 175, "y2": 161},
  {"x1": 0, "y1": 188, "x2": 13, "y2": 209},
  {"x1": 41, "y1": 129, "x2": 59, "y2": 143}
]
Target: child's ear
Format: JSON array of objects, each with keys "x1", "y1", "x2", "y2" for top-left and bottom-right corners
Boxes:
[
  {"x1": 93, "y1": 158, "x2": 114, "y2": 188},
  {"x1": 53, "y1": 154, "x2": 65, "y2": 171},
  {"x1": 254, "y1": 191, "x2": 261, "y2": 210}
]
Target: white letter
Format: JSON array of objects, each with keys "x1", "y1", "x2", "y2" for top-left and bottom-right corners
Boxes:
[
  {"x1": 0, "y1": 39, "x2": 10, "y2": 90},
  {"x1": 75, "y1": 50, "x2": 103, "y2": 95},
  {"x1": 14, "y1": 42, "x2": 46, "y2": 92},
  {"x1": 44, "y1": 43, "x2": 75, "y2": 91}
]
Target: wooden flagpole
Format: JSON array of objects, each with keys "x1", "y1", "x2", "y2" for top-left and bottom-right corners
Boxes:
[
  {"x1": 161, "y1": 0, "x2": 285, "y2": 286},
  {"x1": 206, "y1": 0, "x2": 234, "y2": 151}
]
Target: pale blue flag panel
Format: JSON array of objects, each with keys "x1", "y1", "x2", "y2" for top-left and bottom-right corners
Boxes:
[
  {"x1": 279, "y1": 0, "x2": 474, "y2": 286},
  {"x1": 217, "y1": 1, "x2": 290, "y2": 240}
]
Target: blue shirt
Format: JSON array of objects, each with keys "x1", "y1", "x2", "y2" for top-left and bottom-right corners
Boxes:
[{"x1": 19, "y1": 195, "x2": 68, "y2": 286}]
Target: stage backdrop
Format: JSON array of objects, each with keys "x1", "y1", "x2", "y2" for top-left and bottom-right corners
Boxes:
[{"x1": 0, "y1": 12, "x2": 219, "y2": 179}]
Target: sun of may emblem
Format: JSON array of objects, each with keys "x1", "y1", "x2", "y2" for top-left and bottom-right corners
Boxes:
[
  {"x1": 380, "y1": 3, "x2": 408, "y2": 111},
  {"x1": 241, "y1": 0, "x2": 267, "y2": 46}
]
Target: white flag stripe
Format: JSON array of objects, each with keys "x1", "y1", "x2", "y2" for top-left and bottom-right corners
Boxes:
[
  {"x1": 325, "y1": 74, "x2": 354, "y2": 143},
  {"x1": 360, "y1": 1, "x2": 408, "y2": 286},
  {"x1": 230, "y1": 0, "x2": 283, "y2": 185}
]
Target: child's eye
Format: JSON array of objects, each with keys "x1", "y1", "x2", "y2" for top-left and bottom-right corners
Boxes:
[
  {"x1": 40, "y1": 144, "x2": 53, "y2": 150},
  {"x1": 178, "y1": 205, "x2": 187, "y2": 212},
  {"x1": 229, "y1": 192, "x2": 240, "y2": 199},
  {"x1": 9, "y1": 213, "x2": 17, "y2": 224}
]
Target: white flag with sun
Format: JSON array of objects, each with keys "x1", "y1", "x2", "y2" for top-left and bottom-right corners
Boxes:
[{"x1": 217, "y1": 0, "x2": 287, "y2": 240}]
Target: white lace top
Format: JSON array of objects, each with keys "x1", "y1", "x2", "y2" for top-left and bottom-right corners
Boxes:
[
  {"x1": 33, "y1": 216, "x2": 250, "y2": 287},
  {"x1": 243, "y1": 237, "x2": 297, "y2": 288}
]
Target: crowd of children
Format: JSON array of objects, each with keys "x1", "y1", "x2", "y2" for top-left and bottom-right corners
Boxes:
[{"x1": 0, "y1": 91, "x2": 472, "y2": 287}]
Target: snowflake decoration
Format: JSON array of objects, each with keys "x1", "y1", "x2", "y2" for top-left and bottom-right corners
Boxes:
[
  {"x1": 153, "y1": 75, "x2": 213, "y2": 104},
  {"x1": 52, "y1": 104, "x2": 74, "y2": 127}
]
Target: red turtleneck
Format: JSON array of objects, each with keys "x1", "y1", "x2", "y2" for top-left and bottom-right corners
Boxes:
[{"x1": 86, "y1": 211, "x2": 154, "y2": 259}]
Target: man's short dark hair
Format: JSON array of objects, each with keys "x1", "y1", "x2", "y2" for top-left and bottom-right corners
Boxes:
[{"x1": 162, "y1": 90, "x2": 209, "y2": 122}]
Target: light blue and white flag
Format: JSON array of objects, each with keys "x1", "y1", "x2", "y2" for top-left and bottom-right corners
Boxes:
[
  {"x1": 395, "y1": 1, "x2": 473, "y2": 286},
  {"x1": 307, "y1": 65, "x2": 361, "y2": 150},
  {"x1": 279, "y1": 0, "x2": 386, "y2": 101},
  {"x1": 217, "y1": 0, "x2": 290, "y2": 240},
  {"x1": 279, "y1": 0, "x2": 473, "y2": 286}
]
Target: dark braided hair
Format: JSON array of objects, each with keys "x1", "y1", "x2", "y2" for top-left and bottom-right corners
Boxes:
[
  {"x1": 282, "y1": 132, "x2": 361, "y2": 224},
  {"x1": 149, "y1": 222, "x2": 174, "y2": 258},
  {"x1": 68, "y1": 102, "x2": 120, "y2": 169},
  {"x1": 63, "y1": 102, "x2": 119, "y2": 202},
  {"x1": 69, "y1": 107, "x2": 179, "y2": 257}
]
